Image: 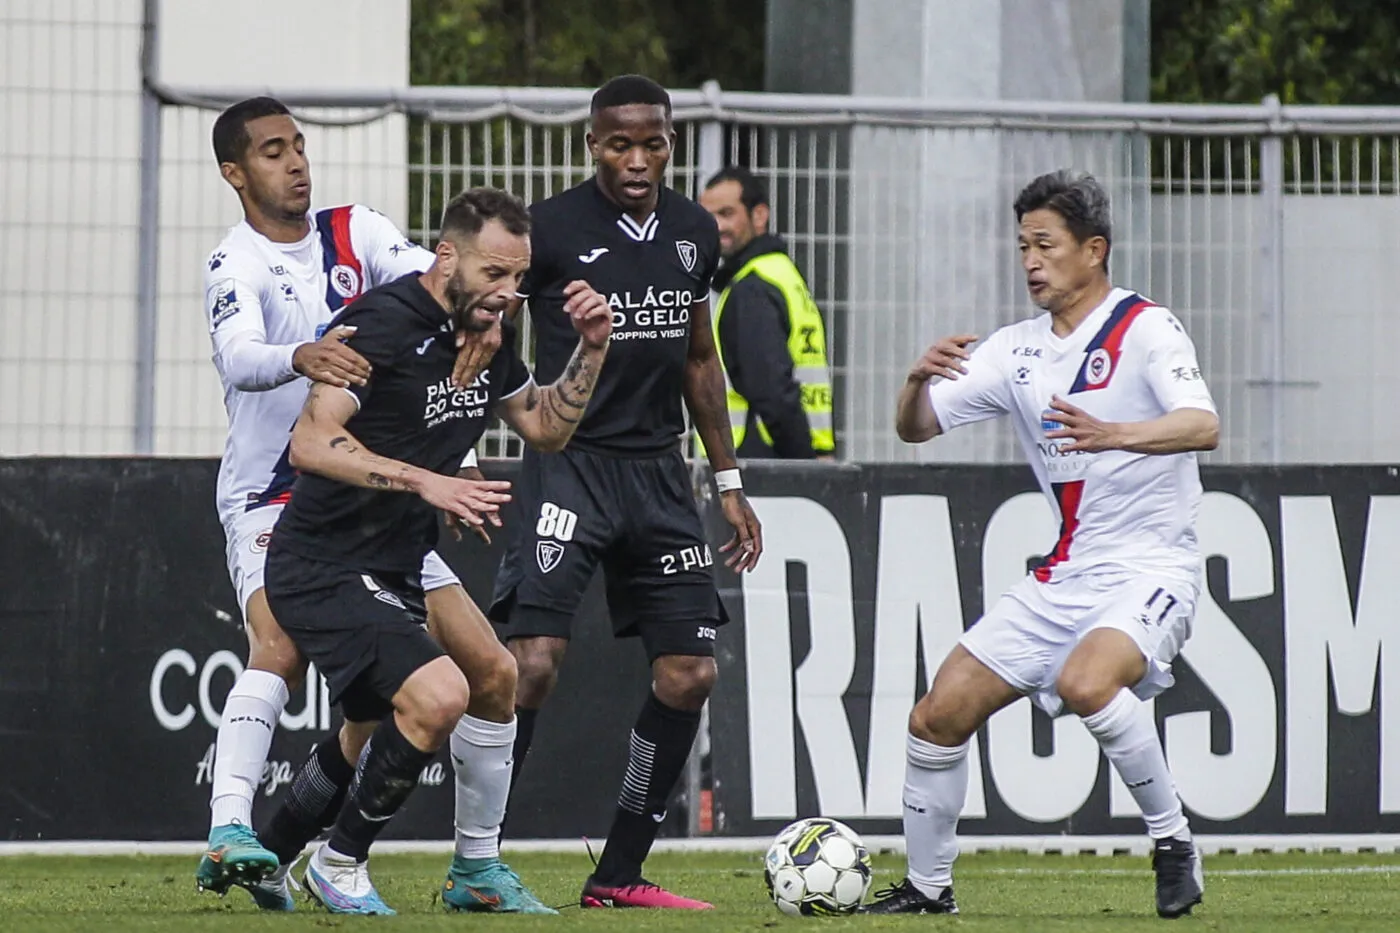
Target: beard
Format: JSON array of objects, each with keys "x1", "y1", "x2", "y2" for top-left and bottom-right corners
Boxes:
[{"x1": 445, "y1": 273, "x2": 495, "y2": 333}]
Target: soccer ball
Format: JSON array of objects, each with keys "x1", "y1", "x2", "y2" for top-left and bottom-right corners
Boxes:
[{"x1": 763, "y1": 817, "x2": 873, "y2": 916}]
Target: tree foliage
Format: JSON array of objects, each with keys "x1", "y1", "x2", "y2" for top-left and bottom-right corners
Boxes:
[
  {"x1": 1152, "y1": 0, "x2": 1400, "y2": 104},
  {"x1": 410, "y1": 0, "x2": 764, "y2": 90}
]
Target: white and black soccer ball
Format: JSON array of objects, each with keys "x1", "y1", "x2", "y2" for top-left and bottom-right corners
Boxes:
[{"x1": 763, "y1": 817, "x2": 873, "y2": 916}]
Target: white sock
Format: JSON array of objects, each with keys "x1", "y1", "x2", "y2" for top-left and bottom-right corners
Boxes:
[
  {"x1": 451, "y1": 714, "x2": 517, "y2": 860},
  {"x1": 1081, "y1": 688, "x2": 1189, "y2": 840},
  {"x1": 903, "y1": 733, "x2": 967, "y2": 897},
  {"x1": 210, "y1": 669, "x2": 289, "y2": 829}
]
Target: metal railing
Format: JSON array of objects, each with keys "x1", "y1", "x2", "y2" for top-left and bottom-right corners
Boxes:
[{"x1": 7, "y1": 2, "x2": 1400, "y2": 463}]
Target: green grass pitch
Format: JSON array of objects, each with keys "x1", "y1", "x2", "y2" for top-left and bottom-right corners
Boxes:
[{"x1": 2, "y1": 850, "x2": 1398, "y2": 931}]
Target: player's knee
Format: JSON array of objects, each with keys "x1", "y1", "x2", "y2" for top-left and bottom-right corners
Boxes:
[
  {"x1": 653, "y1": 655, "x2": 717, "y2": 711},
  {"x1": 510, "y1": 637, "x2": 564, "y2": 707},
  {"x1": 471, "y1": 644, "x2": 519, "y2": 714},
  {"x1": 399, "y1": 663, "x2": 471, "y2": 742},
  {"x1": 1055, "y1": 667, "x2": 1117, "y2": 718},
  {"x1": 246, "y1": 639, "x2": 306, "y2": 688},
  {"x1": 909, "y1": 689, "x2": 976, "y2": 747}
]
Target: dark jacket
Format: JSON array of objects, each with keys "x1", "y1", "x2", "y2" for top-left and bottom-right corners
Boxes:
[{"x1": 713, "y1": 234, "x2": 815, "y2": 459}]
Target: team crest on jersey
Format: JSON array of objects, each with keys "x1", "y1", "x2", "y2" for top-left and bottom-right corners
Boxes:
[
  {"x1": 1084, "y1": 348, "x2": 1113, "y2": 387},
  {"x1": 536, "y1": 540, "x2": 565, "y2": 574},
  {"x1": 675, "y1": 240, "x2": 697, "y2": 272},
  {"x1": 330, "y1": 264, "x2": 361, "y2": 299}
]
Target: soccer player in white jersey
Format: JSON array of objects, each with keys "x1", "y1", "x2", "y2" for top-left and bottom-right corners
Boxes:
[
  {"x1": 868, "y1": 171, "x2": 1218, "y2": 920},
  {"x1": 196, "y1": 97, "x2": 549, "y2": 914}
]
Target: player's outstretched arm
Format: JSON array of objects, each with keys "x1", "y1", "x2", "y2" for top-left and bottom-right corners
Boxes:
[
  {"x1": 683, "y1": 296, "x2": 763, "y2": 573},
  {"x1": 895, "y1": 335, "x2": 978, "y2": 443},
  {"x1": 682, "y1": 296, "x2": 740, "y2": 472},
  {"x1": 1043, "y1": 396, "x2": 1219, "y2": 454},
  {"x1": 288, "y1": 384, "x2": 512, "y2": 529},
  {"x1": 497, "y1": 280, "x2": 611, "y2": 452}
]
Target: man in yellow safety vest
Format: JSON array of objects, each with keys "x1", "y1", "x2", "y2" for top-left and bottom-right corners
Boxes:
[{"x1": 698, "y1": 167, "x2": 834, "y2": 459}]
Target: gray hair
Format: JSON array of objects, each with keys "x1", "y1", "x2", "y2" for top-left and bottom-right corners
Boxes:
[{"x1": 1013, "y1": 170, "x2": 1112, "y2": 266}]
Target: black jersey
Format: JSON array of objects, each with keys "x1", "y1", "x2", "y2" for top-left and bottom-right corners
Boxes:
[
  {"x1": 272, "y1": 274, "x2": 531, "y2": 573},
  {"x1": 519, "y1": 180, "x2": 720, "y2": 457}
]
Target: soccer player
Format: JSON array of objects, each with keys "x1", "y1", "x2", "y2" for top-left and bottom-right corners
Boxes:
[
  {"x1": 196, "y1": 97, "x2": 528, "y2": 910},
  {"x1": 485, "y1": 75, "x2": 763, "y2": 910},
  {"x1": 265, "y1": 187, "x2": 612, "y2": 914},
  {"x1": 869, "y1": 171, "x2": 1216, "y2": 919}
]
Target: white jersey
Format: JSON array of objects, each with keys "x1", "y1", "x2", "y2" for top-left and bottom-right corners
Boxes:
[
  {"x1": 929, "y1": 287, "x2": 1217, "y2": 583},
  {"x1": 204, "y1": 204, "x2": 434, "y2": 528}
]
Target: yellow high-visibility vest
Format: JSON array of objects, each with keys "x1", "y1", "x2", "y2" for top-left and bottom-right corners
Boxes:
[{"x1": 703, "y1": 251, "x2": 834, "y2": 456}]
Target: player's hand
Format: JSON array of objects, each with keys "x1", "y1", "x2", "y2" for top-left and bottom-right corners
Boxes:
[
  {"x1": 908, "y1": 334, "x2": 978, "y2": 383},
  {"x1": 418, "y1": 473, "x2": 512, "y2": 531},
  {"x1": 1043, "y1": 395, "x2": 1123, "y2": 452},
  {"x1": 563, "y1": 279, "x2": 612, "y2": 349},
  {"x1": 293, "y1": 325, "x2": 371, "y2": 388},
  {"x1": 442, "y1": 466, "x2": 495, "y2": 544},
  {"x1": 452, "y1": 318, "x2": 503, "y2": 389},
  {"x1": 717, "y1": 490, "x2": 763, "y2": 572}
]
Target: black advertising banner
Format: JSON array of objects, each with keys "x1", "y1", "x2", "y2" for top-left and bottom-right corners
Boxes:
[
  {"x1": 3, "y1": 459, "x2": 1399, "y2": 841},
  {"x1": 706, "y1": 463, "x2": 1400, "y2": 838},
  {"x1": 0, "y1": 459, "x2": 655, "y2": 842}
]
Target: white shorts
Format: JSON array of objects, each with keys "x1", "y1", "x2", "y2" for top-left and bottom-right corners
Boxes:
[
  {"x1": 222, "y1": 505, "x2": 461, "y2": 619},
  {"x1": 960, "y1": 570, "x2": 1197, "y2": 717}
]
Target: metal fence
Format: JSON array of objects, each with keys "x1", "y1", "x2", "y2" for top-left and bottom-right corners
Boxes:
[{"x1": 8, "y1": 3, "x2": 1400, "y2": 463}]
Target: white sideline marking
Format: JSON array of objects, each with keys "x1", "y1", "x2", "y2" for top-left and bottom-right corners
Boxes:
[{"x1": 3, "y1": 835, "x2": 1400, "y2": 858}]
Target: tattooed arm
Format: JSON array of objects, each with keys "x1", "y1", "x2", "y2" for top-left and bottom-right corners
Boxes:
[
  {"x1": 497, "y1": 279, "x2": 612, "y2": 452},
  {"x1": 289, "y1": 383, "x2": 511, "y2": 527}
]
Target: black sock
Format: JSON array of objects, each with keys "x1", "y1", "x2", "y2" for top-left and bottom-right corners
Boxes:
[
  {"x1": 327, "y1": 716, "x2": 434, "y2": 862},
  {"x1": 500, "y1": 706, "x2": 539, "y2": 839},
  {"x1": 509, "y1": 706, "x2": 539, "y2": 791},
  {"x1": 260, "y1": 733, "x2": 357, "y2": 866},
  {"x1": 592, "y1": 693, "x2": 701, "y2": 885}
]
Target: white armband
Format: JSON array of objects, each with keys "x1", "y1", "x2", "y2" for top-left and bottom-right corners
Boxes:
[
  {"x1": 460, "y1": 449, "x2": 479, "y2": 469},
  {"x1": 714, "y1": 468, "x2": 742, "y2": 493}
]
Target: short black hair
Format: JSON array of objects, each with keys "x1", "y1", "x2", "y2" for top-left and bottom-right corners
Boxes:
[
  {"x1": 705, "y1": 166, "x2": 768, "y2": 211},
  {"x1": 439, "y1": 187, "x2": 531, "y2": 243},
  {"x1": 212, "y1": 96, "x2": 292, "y2": 165},
  {"x1": 591, "y1": 74, "x2": 672, "y2": 118},
  {"x1": 1013, "y1": 170, "x2": 1112, "y2": 264}
]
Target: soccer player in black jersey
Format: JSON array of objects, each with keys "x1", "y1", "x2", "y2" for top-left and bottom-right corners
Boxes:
[
  {"x1": 261, "y1": 188, "x2": 612, "y2": 915},
  {"x1": 485, "y1": 75, "x2": 764, "y2": 910}
]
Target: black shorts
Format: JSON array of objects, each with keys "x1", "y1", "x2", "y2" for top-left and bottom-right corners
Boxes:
[
  {"x1": 264, "y1": 546, "x2": 443, "y2": 723},
  {"x1": 487, "y1": 447, "x2": 726, "y2": 661}
]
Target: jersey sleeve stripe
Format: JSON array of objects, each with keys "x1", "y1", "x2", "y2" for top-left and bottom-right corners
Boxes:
[{"x1": 316, "y1": 206, "x2": 365, "y2": 312}]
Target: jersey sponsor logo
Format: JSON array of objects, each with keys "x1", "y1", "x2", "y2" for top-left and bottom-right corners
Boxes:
[
  {"x1": 314, "y1": 322, "x2": 329, "y2": 339},
  {"x1": 389, "y1": 241, "x2": 413, "y2": 256},
  {"x1": 536, "y1": 540, "x2": 565, "y2": 573},
  {"x1": 269, "y1": 264, "x2": 287, "y2": 276},
  {"x1": 249, "y1": 529, "x2": 272, "y2": 554},
  {"x1": 604, "y1": 287, "x2": 693, "y2": 339},
  {"x1": 208, "y1": 251, "x2": 226, "y2": 271},
  {"x1": 1084, "y1": 347, "x2": 1113, "y2": 387},
  {"x1": 210, "y1": 284, "x2": 241, "y2": 328},
  {"x1": 675, "y1": 239, "x2": 697, "y2": 272},
  {"x1": 330, "y1": 263, "x2": 361, "y2": 299},
  {"x1": 279, "y1": 283, "x2": 296, "y2": 301},
  {"x1": 425, "y1": 374, "x2": 490, "y2": 427},
  {"x1": 578, "y1": 247, "x2": 609, "y2": 263},
  {"x1": 1015, "y1": 365, "x2": 1031, "y2": 385}
]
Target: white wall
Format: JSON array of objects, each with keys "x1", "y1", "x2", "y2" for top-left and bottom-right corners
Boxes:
[{"x1": 0, "y1": 0, "x2": 410, "y2": 455}]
